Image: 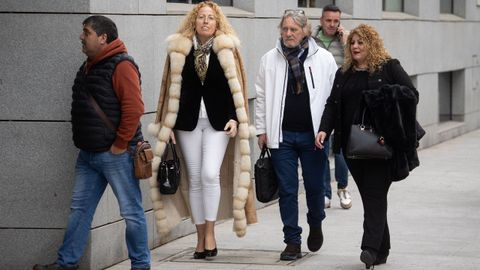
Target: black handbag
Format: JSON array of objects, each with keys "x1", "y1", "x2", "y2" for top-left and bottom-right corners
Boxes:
[
  {"x1": 254, "y1": 147, "x2": 279, "y2": 203},
  {"x1": 157, "y1": 142, "x2": 180, "y2": 195},
  {"x1": 346, "y1": 109, "x2": 393, "y2": 160}
]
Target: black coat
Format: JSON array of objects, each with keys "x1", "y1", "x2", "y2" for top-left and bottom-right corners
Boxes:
[
  {"x1": 363, "y1": 84, "x2": 425, "y2": 181},
  {"x1": 174, "y1": 49, "x2": 237, "y2": 131},
  {"x1": 319, "y1": 58, "x2": 424, "y2": 181}
]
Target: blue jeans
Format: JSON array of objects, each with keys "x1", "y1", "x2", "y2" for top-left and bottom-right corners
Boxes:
[
  {"x1": 323, "y1": 137, "x2": 349, "y2": 199},
  {"x1": 57, "y1": 149, "x2": 150, "y2": 269},
  {"x1": 270, "y1": 131, "x2": 327, "y2": 245}
]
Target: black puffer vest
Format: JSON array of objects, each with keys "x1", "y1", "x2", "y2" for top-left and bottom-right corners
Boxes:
[{"x1": 71, "y1": 53, "x2": 143, "y2": 152}]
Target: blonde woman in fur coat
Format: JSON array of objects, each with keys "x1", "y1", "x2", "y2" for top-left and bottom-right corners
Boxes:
[{"x1": 148, "y1": 1, "x2": 257, "y2": 260}]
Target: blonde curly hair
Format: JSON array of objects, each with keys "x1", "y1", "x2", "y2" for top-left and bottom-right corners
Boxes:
[
  {"x1": 342, "y1": 24, "x2": 391, "y2": 73},
  {"x1": 176, "y1": 0, "x2": 236, "y2": 39}
]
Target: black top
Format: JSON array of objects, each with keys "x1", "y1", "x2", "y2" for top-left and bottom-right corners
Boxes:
[
  {"x1": 174, "y1": 48, "x2": 237, "y2": 131},
  {"x1": 282, "y1": 48, "x2": 313, "y2": 132},
  {"x1": 340, "y1": 70, "x2": 369, "y2": 148}
]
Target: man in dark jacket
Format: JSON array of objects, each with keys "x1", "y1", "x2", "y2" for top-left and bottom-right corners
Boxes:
[{"x1": 33, "y1": 16, "x2": 150, "y2": 270}]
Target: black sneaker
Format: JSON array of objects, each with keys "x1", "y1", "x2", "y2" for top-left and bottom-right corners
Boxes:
[
  {"x1": 307, "y1": 225, "x2": 323, "y2": 252},
  {"x1": 280, "y1": 243, "x2": 302, "y2": 261},
  {"x1": 32, "y1": 263, "x2": 78, "y2": 270}
]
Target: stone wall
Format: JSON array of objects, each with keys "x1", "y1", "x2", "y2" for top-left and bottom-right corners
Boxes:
[{"x1": 1, "y1": 0, "x2": 479, "y2": 269}]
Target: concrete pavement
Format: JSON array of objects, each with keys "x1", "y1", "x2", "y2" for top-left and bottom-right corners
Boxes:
[{"x1": 108, "y1": 129, "x2": 480, "y2": 270}]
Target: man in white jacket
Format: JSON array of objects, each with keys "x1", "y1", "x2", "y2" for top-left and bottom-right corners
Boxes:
[{"x1": 255, "y1": 9, "x2": 337, "y2": 261}]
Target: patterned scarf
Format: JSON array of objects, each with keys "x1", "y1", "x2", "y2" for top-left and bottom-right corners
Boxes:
[
  {"x1": 281, "y1": 37, "x2": 309, "y2": 94},
  {"x1": 194, "y1": 36, "x2": 214, "y2": 84}
]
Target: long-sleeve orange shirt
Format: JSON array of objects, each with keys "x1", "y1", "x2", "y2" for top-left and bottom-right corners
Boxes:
[{"x1": 85, "y1": 39, "x2": 144, "y2": 149}]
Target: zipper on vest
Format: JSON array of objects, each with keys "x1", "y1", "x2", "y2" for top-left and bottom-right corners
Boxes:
[{"x1": 308, "y1": 66, "x2": 315, "y2": 89}]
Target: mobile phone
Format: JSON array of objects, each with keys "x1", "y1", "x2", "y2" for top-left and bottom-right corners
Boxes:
[{"x1": 336, "y1": 23, "x2": 342, "y2": 37}]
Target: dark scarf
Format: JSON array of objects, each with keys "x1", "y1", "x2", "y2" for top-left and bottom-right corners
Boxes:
[
  {"x1": 194, "y1": 36, "x2": 214, "y2": 84},
  {"x1": 281, "y1": 37, "x2": 309, "y2": 94}
]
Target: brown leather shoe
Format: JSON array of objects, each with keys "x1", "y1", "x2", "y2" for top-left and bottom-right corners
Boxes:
[
  {"x1": 280, "y1": 243, "x2": 302, "y2": 261},
  {"x1": 307, "y1": 225, "x2": 323, "y2": 252},
  {"x1": 32, "y1": 263, "x2": 78, "y2": 270}
]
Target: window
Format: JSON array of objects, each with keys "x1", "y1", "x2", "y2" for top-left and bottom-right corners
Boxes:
[
  {"x1": 167, "y1": 0, "x2": 233, "y2": 6},
  {"x1": 440, "y1": 0, "x2": 454, "y2": 14},
  {"x1": 439, "y1": 72, "x2": 453, "y2": 122},
  {"x1": 298, "y1": 0, "x2": 335, "y2": 8},
  {"x1": 383, "y1": 0, "x2": 404, "y2": 12},
  {"x1": 438, "y1": 70, "x2": 465, "y2": 122}
]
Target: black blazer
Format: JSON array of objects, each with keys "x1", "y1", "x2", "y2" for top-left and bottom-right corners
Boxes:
[
  {"x1": 174, "y1": 48, "x2": 237, "y2": 131},
  {"x1": 319, "y1": 59, "x2": 418, "y2": 153}
]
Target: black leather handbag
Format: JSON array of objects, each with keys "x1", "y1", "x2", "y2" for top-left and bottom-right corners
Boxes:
[
  {"x1": 254, "y1": 147, "x2": 279, "y2": 203},
  {"x1": 157, "y1": 142, "x2": 180, "y2": 195},
  {"x1": 346, "y1": 109, "x2": 393, "y2": 160}
]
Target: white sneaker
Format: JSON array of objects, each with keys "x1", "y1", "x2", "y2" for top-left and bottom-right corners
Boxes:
[
  {"x1": 337, "y1": 189, "x2": 352, "y2": 209},
  {"x1": 324, "y1": 196, "x2": 331, "y2": 209}
]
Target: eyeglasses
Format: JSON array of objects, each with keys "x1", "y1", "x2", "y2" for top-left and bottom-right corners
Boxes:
[{"x1": 284, "y1": 9, "x2": 305, "y2": 15}]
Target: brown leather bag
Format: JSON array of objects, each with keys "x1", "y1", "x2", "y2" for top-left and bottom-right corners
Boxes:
[{"x1": 134, "y1": 140, "x2": 154, "y2": 179}]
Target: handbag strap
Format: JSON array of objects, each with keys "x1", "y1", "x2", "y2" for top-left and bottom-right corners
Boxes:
[
  {"x1": 88, "y1": 91, "x2": 143, "y2": 153},
  {"x1": 260, "y1": 146, "x2": 272, "y2": 159},
  {"x1": 88, "y1": 93, "x2": 116, "y2": 132},
  {"x1": 161, "y1": 142, "x2": 170, "y2": 161},
  {"x1": 360, "y1": 108, "x2": 367, "y2": 126},
  {"x1": 162, "y1": 141, "x2": 179, "y2": 161},
  {"x1": 170, "y1": 142, "x2": 179, "y2": 161}
]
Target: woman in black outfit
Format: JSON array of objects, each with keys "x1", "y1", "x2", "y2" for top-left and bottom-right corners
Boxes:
[{"x1": 315, "y1": 24, "x2": 420, "y2": 269}]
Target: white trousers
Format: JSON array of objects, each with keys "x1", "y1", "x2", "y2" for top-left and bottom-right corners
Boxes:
[{"x1": 176, "y1": 118, "x2": 230, "y2": 224}]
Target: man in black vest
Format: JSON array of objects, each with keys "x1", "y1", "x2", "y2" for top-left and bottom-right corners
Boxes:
[{"x1": 33, "y1": 16, "x2": 150, "y2": 270}]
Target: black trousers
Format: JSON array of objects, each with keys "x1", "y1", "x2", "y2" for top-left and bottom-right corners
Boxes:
[{"x1": 345, "y1": 156, "x2": 392, "y2": 254}]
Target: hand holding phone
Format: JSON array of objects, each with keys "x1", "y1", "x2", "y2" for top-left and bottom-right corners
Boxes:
[
  {"x1": 336, "y1": 23, "x2": 344, "y2": 37},
  {"x1": 336, "y1": 24, "x2": 348, "y2": 45}
]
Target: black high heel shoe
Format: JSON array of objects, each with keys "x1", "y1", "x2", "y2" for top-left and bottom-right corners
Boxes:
[
  {"x1": 360, "y1": 249, "x2": 378, "y2": 269},
  {"x1": 205, "y1": 247, "x2": 218, "y2": 257},
  {"x1": 193, "y1": 250, "x2": 206, "y2": 259}
]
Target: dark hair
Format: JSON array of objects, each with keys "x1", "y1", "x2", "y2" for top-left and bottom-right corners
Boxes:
[
  {"x1": 322, "y1": 4, "x2": 341, "y2": 14},
  {"x1": 82, "y1": 15, "x2": 118, "y2": 43}
]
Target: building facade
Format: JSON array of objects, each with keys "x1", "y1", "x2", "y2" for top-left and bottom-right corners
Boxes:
[{"x1": 1, "y1": 0, "x2": 479, "y2": 269}]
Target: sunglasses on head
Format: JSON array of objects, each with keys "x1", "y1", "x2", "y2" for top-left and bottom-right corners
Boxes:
[{"x1": 284, "y1": 9, "x2": 305, "y2": 15}]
